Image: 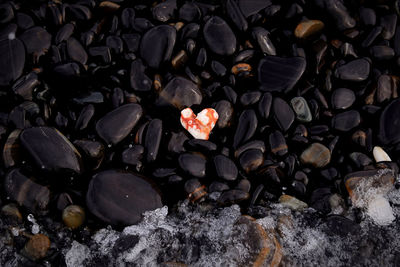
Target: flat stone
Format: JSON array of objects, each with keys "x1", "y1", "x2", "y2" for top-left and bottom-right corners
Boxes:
[
  {"x1": 334, "y1": 58, "x2": 370, "y2": 82},
  {"x1": 203, "y1": 16, "x2": 236, "y2": 56},
  {"x1": 300, "y1": 143, "x2": 331, "y2": 168}
]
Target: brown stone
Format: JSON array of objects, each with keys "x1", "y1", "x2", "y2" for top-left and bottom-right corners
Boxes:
[
  {"x1": 300, "y1": 143, "x2": 331, "y2": 168},
  {"x1": 24, "y1": 234, "x2": 51, "y2": 260},
  {"x1": 295, "y1": 20, "x2": 324, "y2": 39}
]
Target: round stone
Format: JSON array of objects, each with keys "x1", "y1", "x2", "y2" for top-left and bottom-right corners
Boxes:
[{"x1": 300, "y1": 143, "x2": 331, "y2": 168}]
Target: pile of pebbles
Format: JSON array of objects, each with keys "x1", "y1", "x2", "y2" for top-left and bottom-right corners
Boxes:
[{"x1": 1, "y1": 0, "x2": 400, "y2": 264}]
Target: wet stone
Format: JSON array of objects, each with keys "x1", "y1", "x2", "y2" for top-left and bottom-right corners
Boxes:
[
  {"x1": 178, "y1": 153, "x2": 206, "y2": 178},
  {"x1": 73, "y1": 140, "x2": 104, "y2": 170},
  {"x1": 315, "y1": 0, "x2": 355, "y2": 30},
  {"x1": 4, "y1": 169, "x2": 50, "y2": 215},
  {"x1": 258, "y1": 56, "x2": 306, "y2": 93},
  {"x1": 369, "y1": 46, "x2": 395, "y2": 61},
  {"x1": 20, "y1": 127, "x2": 83, "y2": 174},
  {"x1": 294, "y1": 20, "x2": 324, "y2": 39},
  {"x1": 226, "y1": 0, "x2": 247, "y2": 32},
  {"x1": 233, "y1": 109, "x2": 258, "y2": 148},
  {"x1": 96, "y1": 103, "x2": 143, "y2": 145},
  {"x1": 279, "y1": 194, "x2": 308, "y2": 211},
  {"x1": 331, "y1": 88, "x2": 355, "y2": 109},
  {"x1": 290, "y1": 97, "x2": 312, "y2": 123},
  {"x1": 215, "y1": 100, "x2": 233, "y2": 128},
  {"x1": 140, "y1": 25, "x2": 176, "y2": 68},
  {"x1": 158, "y1": 77, "x2": 202, "y2": 110},
  {"x1": 273, "y1": 97, "x2": 295, "y2": 132},
  {"x1": 86, "y1": 170, "x2": 162, "y2": 226},
  {"x1": 213, "y1": 155, "x2": 238, "y2": 181},
  {"x1": 0, "y1": 38, "x2": 25, "y2": 86},
  {"x1": 144, "y1": 119, "x2": 162, "y2": 162},
  {"x1": 203, "y1": 16, "x2": 236, "y2": 56},
  {"x1": 217, "y1": 189, "x2": 250, "y2": 205},
  {"x1": 67, "y1": 37, "x2": 88, "y2": 65},
  {"x1": 130, "y1": 59, "x2": 151, "y2": 92},
  {"x1": 269, "y1": 130, "x2": 288, "y2": 156},
  {"x1": 300, "y1": 143, "x2": 331, "y2": 168},
  {"x1": 334, "y1": 58, "x2": 370, "y2": 82},
  {"x1": 331, "y1": 110, "x2": 360, "y2": 132},
  {"x1": 239, "y1": 149, "x2": 264, "y2": 173},
  {"x1": 379, "y1": 98, "x2": 400, "y2": 145}
]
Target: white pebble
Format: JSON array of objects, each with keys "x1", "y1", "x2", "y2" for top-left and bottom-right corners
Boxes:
[{"x1": 373, "y1": 146, "x2": 391, "y2": 162}]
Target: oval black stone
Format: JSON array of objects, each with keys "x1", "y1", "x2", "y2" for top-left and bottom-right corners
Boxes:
[
  {"x1": 334, "y1": 58, "x2": 370, "y2": 82},
  {"x1": 157, "y1": 77, "x2": 202, "y2": 109},
  {"x1": 258, "y1": 56, "x2": 306, "y2": 93},
  {"x1": 273, "y1": 97, "x2": 295, "y2": 132},
  {"x1": 140, "y1": 25, "x2": 176, "y2": 68},
  {"x1": 331, "y1": 110, "x2": 361, "y2": 132},
  {"x1": 0, "y1": 38, "x2": 25, "y2": 86},
  {"x1": 233, "y1": 109, "x2": 258, "y2": 148},
  {"x1": 20, "y1": 127, "x2": 82, "y2": 174},
  {"x1": 213, "y1": 155, "x2": 238, "y2": 181},
  {"x1": 379, "y1": 98, "x2": 400, "y2": 145},
  {"x1": 178, "y1": 153, "x2": 206, "y2": 178},
  {"x1": 86, "y1": 170, "x2": 162, "y2": 226},
  {"x1": 203, "y1": 16, "x2": 236, "y2": 56},
  {"x1": 130, "y1": 59, "x2": 151, "y2": 91},
  {"x1": 96, "y1": 104, "x2": 143, "y2": 145},
  {"x1": 331, "y1": 88, "x2": 355, "y2": 109}
]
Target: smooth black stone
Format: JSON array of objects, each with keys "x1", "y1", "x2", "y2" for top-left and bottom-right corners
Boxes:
[
  {"x1": 152, "y1": 0, "x2": 176, "y2": 22},
  {"x1": 233, "y1": 109, "x2": 258, "y2": 148},
  {"x1": 240, "y1": 91, "x2": 261, "y2": 106},
  {"x1": 121, "y1": 8, "x2": 135, "y2": 29},
  {"x1": 273, "y1": 97, "x2": 295, "y2": 132},
  {"x1": 55, "y1": 23, "x2": 74, "y2": 44},
  {"x1": 73, "y1": 140, "x2": 104, "y2": 169},
  {"x1": 203, "y1": 16, "x2": 236, "y2": 56},
  {"x1": 252, "y1": 27, "x2": 276, "y2": 55},
  {"x1": 359, "y1": 7, "x2": 376, "y2": 26},
  {"x1": 67, "y1": 37, "x2": 87, "y2": 65},
  {"x1": 185, "y1": 139, "x2": 217, "y2": 152},
  {"x1": 213, "y1": 155, "x2": 238, "y2": 181},
  {"x1": 195, "y1": 48, "x2": 207, "y2": 67},
  {"x1": 361, "y1": 26, "x2": 382, "y2": 48},
  {"x1": 209, "y1": 181, "x2": 229, "y2": 192},
  {"x1": 226, "y1": 0, "x2": 248, "y2": 31},
  {"x1": 132, "y1": 18, "x2": 154, "y2": 33},
  {"x1": 331, "y1": 110, "x2": 361, "y2": 132},
  {"x1": 157, "y1": 77, "x2": 202, "y2": 109},
  {"x1": 269, "y1": 130, "x2": 288, "y2": 156},
  {"x1": 258, "y1": 92, "x2": 272, "y2": 119},
  {"x1": 144, "y1": 119, "x2": 162, "y2": 162},
  {"x1": 122, "y1": 145, "x2": 144, "y2": 167},
  {"x1": 217, "y1": 189, "x2": 250, "y2": 205},
  {"x1": 122, "y1": 33, "x2": 141, "y2": 52},
  {"x1": 15, "y1": 13, "x2": 33, "y2": 30},
  {"x1": 234, "y1": 140, "x2": 266, "y2": 158},
  {"x1": 380, "y1": 14, "x2": 397, "y2": 40},
  {"x1": 20, "y1": 127, "x2": 83, "y2": 174},
  {"x1": 258, "y1": 56, "x2": 306, "y2": 92},
  {"x1": 369, "y1": 46, "x2": 395, "y2": 60},
  {"x1": 238, "y1": 0, "x2": 272, "y2": 17},
  {"x1": 331, "y1": 88, "x2": 355, "y2": 109},
  {"x1": 168, "y1": 131, "x2": 188, "y2": 154},
  {"x1": 376, "y1": 75, "x2": 392, "y2": 103},
  {"x1": 96, "y1": 104, "x2": 143, "y2": 145},
  {"x1": 178, "y1": 153, "x2": 206, "y2": 178},
  {"x1": 180, "y1": 23, "x2": 200, "y2": 40},
  {"x1": 106, "y1": 36, "x2": 123, "y2": 54},
  {"x1": 236, "y1": 179, "x2": 251, "y2": 193},
  {"x1": 0, "y1": 38, "x2": 25, "y2": 86},
  {"x1": 130, "y1": 59, "x2": 151, "y2": 91},
  {"x1": 152, "y1": 168, "x2": 176, "y2": 178},
  {"x1": 239, "y1": 149, "x2": 264, "y2": 173},
  {"x1": 211, "y1": 60, "x2": 227, "y2": 76},
  {"x1": 349, "y1": 152, "x2": 373, "y2": 169},
  {"x1": 179, "y1": 2, "x2": 201, "y2": 22},
  {"x1": 4, "y1": 169, "x2": 50, "y2": 215},
  {"x1": 334, "y1": 58, "x2": 370, "y2": 82},
  {"x1": 314, "y1": 0, "x2": 355, "y2": 30},
  {"x1": 86, "y1": 170, "x2": 162, "y2": 226},
  {"x1": 0, "y1": 3, "x2": 14, "y2": 24},
  {"x1": 379, "y1": 98, "x2": 400, "y2": 145},
  {"x1": 53, "y1": 62, "x2": 81, "y2": 78},
  {"x1": 88, "y1": 46, "x2": 111, "y2": 63},
  {"x1": 75, "y1": 104, "x2": 94, "y2": 131},
  {"x1": 12, "y1": 72, "x2": 39, "y2": 100},
  {"x1": 310, "y1": 187, "x2": 332, "y2": 214},
  {"x1": 140, "y1": 25, "x2": 176, "y2": 68},
  {"x1": 19, "y1": 26, "x2": 51, "y2": 56}
]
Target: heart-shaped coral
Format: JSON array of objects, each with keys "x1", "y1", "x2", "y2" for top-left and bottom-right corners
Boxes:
[{"x1": 180, "y1": 108, "x2": 219, "y2": 140}]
